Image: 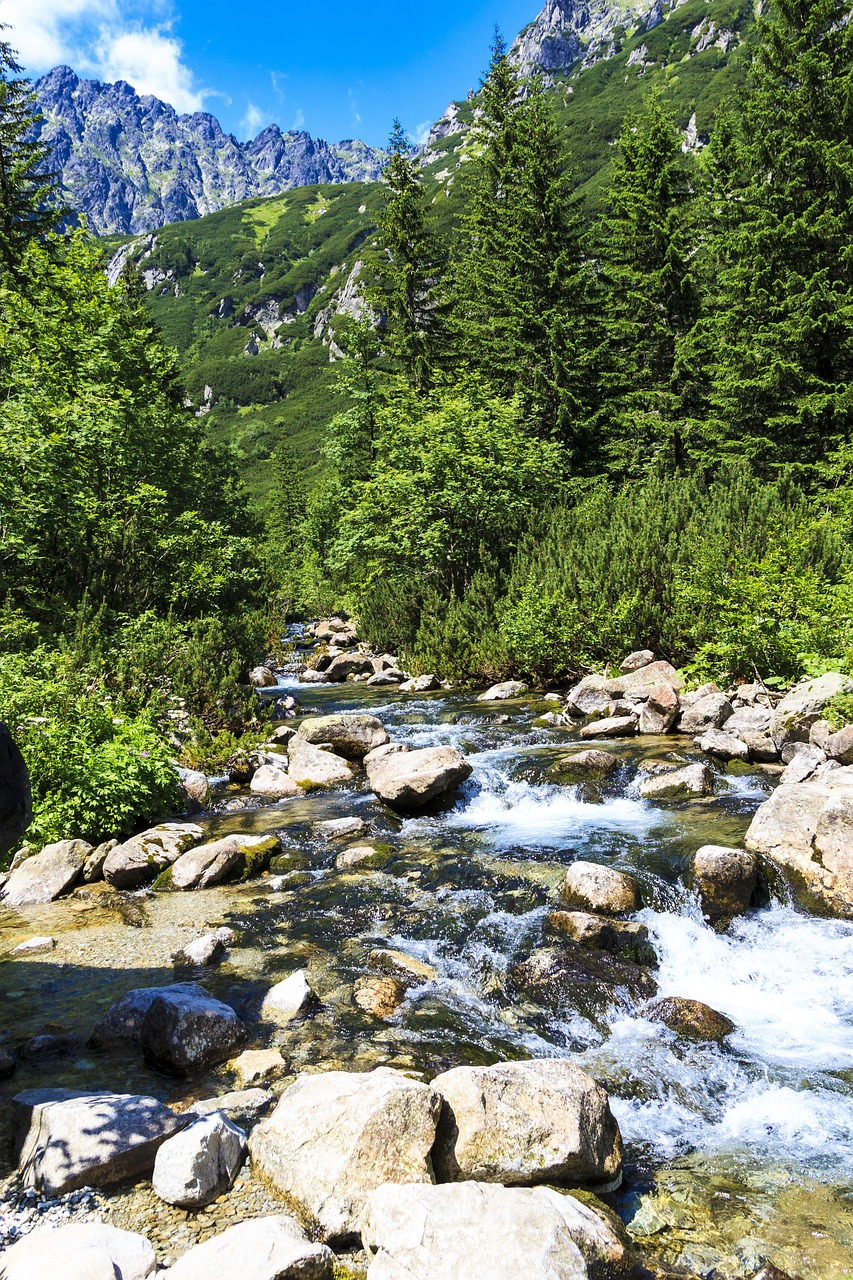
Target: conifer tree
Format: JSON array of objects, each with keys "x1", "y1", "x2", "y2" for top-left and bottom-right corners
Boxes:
[
  {"x1": 692, "y1": 0, "x2": 853, "y2": 470},
  {"x1": 452, "y1": 34, "x2": 598, "y2": 450},
  {"x1": 0, "y1": 31, "x2": 62, "y2": 275},
  {"x1": 595, "y1": 94, "x2": 698, "y2": 472},
  {"x1": 369, "y1": 119, "x2": 444, "y2": 391}
]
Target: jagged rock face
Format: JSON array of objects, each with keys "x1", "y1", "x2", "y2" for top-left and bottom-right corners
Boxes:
[
  {"x1": 511, "y1": 0, "x2": 670, "y2": 74},
  {"x1": 33, "y1": 66, "x2": 385, "y2": 235}
]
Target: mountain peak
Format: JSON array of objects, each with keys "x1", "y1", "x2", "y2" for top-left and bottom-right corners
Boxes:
[{"x1": 512, "y1": 0, "x2": 669, "y2": 74}]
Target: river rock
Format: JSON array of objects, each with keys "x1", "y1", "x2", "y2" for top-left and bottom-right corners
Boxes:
[
  {"x1": 103, "y1": 823, "x2": 202, "y2": 890},
  {"x1": 326, "y1": 653, "x2": 375, "y2": 681},
  {"x1": 544, "y1": 911, "x2": 655, "y2": 964},
  {"x1": 566, "y1": 676, "x2": 615, "y2": 717},
  {"x1": 639, "y1": 684, "x2": 680, "y2": 734},
  {"x1": 368, "y1": 948, "x2": 437, "y2": 986},
  {"x1": 478, "y1": 680, "x2": 528, "y2": 701},
  {"x1": 677, "y1": 693, "x2": 733, "y2": 735},
  {"x1": 288, "y1": 735, "x2": 356, "y2": 788},
  {"x1": 176, "y1": 767, "x2": 210, "y2": 810},
  {"x1": 432, "y1": 1059, "x2": 622, "y2": 1188},
  {"x1": 250, "y1": 764, "x2": 300, "y2": 797},
  {"x1": 367, "y1": 746, "x2": 472, "y2": 812},
  {"x1": 248, "y1": 1067, "x2": 441, "y2": 1242},
  {"x1": 692, "y1": 846, "x2": 758, "y2": 928},
  {"x1": 81, "y1": 838, "x2": 117, "y2": 883},
  {"x1": 547, "y1": 750, "x2": 619, "y2": 778},
  {"x1": 561, "y1": 862, "x2": 640, "y2": 916},
  {"x1": 647, "y1": 996, "x2": 735, "y2": 1042},
  {"x1": 354, "y1": 974, "x2": 408, "y2": 1018},
  {"x1": 639, "y1": 763, "x2": 713, "y2": 799},
  {"x1": 190, "y1": 1088, "x2": 276, "y2": 1129},
  {"x1": 152, "y1": 1111, "x2": 246, "y2": 1207},
  {"x1": 141, "y1": 989, "x2": 246, "y2": 1074},
  {"x1": 0, "y1": 1221, "x2": 156, "y2": 1280},
  {"x1": 579, "y1": 715, "x2": 638, "y2": 740},
  {"x1": 12, "y1": 934, "x2": 56, "y2": 955},
  {"x1": 694, "y1": 729, "x2": 750, "y2": 762},
  {"x1": 13, "y1": 1088, "x2": 184, "y2": 1193},
  {"x1": 507, "y1": 946, "x2": 657, "y2": 1023},
  {"x1": 362, "y1": 1182, "x2": 605, "y2": 1280},
  {"x1": 89, "y1": 982, "x2": 209, "y2": 1049},
  {"x1": 745, "y1": 775, "x2": 853, "y2": 917},
  {"x1": 249, "y1": 666, "x2": 277, "y2": 688},
  {"x1": 780, "y1": 745, "x2": 826, "y2": 786},
  {"x1": 821, "y1": 723, "x2": 853, "y2": 764},
  {"x1": 1, "y1": 838, "x2": 91, "y2": 906},
  {"x1": 769, "y1": 672, "x2": 853, "y2": 750},
  {"x1": 399, "y1": 673, "x2": 440, "y2": 692},
  {"x1": 166, "y1": 1215, "x2": 335, "y2": 1280},
  {"x1": 299, "y1": 668, "x2": 330, "y2": 684},
  {"x1": 614, "y1": 661, "x2": 682, "y2": 695},
  {"x1": 366, "y1": 670, "x2": 405, "y2": 686},
  {"x1": 172, "y1": 928, "x2": 232, "y2": 967},
  {"x1": 336, "y1": 843, "x2": 395, "y2": 870},
  {"x1": 315, "y1": 816, "x2": 368, "y2": 840},
  {"x1": 621, "y1": 649, "x2": 655, "y2": 673},
  {"x1": 0, "y1": 724, "x2": 32, "y2": 862},
  {"x1": 260, "y1": 969, "x2": 315, "y2": 1022},
  {"x1": 298, "y1": 713, "x2": 390, "y2": 759},
  {"x1": 169, "y1": 833, "x2": 279, "y2": 889},
  {"x1": 230, "y1": 1048, "x2": 288, "y2": 1088}
]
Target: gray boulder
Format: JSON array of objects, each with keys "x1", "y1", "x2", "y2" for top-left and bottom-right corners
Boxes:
[
  {"x1": 190, "y1": 1088, "x2": 276, "y2": 1130},
  {"x1": 547, "y1": 750, "x2": 619, "y2": 778},
  {"x1": 544, "y1": 911, "x2": 654, "y2": 964},
  {"x1": 288, "y1": 735, "x2": 356, "y2": 788},
  {"x1": 639, "y1": 763, "x2": 714, "y2": 799},
  {"x1": 152, "y1": 1112, "x2": 246, "y2": 1206},
  {"x1": 647, "y1": 996, "x2": 735, "y2": 1043},
  {"x1": 694, "y1": 729, "x2": 750, "y2": 762},
  {"x1": 692, "y1": 845, "x2": 758, "y2": 928},
  {"x1": 561, "y1": 862, "x2": 640, "y2": 916},
  {"x1": 612, "y1": 660, "x2": 682, "y2": 695},
  {"x1": 299, "y1": 668, "x2": 330, "y2": 684},
  {"x1": 477, "y1": 681, "x2": 528, "y2": 701},
  {"x1": 678, "y1": 693, "x2": 733, "y2": 735},
  {"x1": 399, "y1": 674, "x2": 440, "y2": 692},
  {"x1": 13, "y1": 1088, "x2": 184, "y2": 1194},
  {"x1": 779, "y1": 745, "x2": 826, "y2": 786},
  {"x1": 579, "y1": 715, "x2": 638, "y2": 740},
  {"x1": 248, "y1": 1067, "x2": 441, "y2": 1242},
  {"x1": 249, "y1": 666, "x2": 277, "y2": 687},
  {"x1": 260, "y1": 969, "x2": 315, "y2": 1022},
  {"x1": 639, "y1": 684, "x2": 680, "y2": 734},
  {"x1": 83, "y1": 838, "x2": 118, "y2": 883},
  {"x1": 431, "y1": 1059, "x2": 622, "y2": 1188},
  {"x1": 297, "y1": 713, "x2": 390, "y2": 759},
  {"x1": 141, "y1": 988, "x2": 246, "y2": 1074},
  {"x1": 169, "y1": 832, "x2": 279, "y2": 889},
  {"x1": 173, "y1": 928, "x2": 234, "y2": 968},
  {"x1": 620, "y1": 649, "x2": 655, "y2": 672},
  {"x1": 1, "y1": 838, "x2": 91, "y2": 906},
  {"x1": 103, "y1": 823, "x2": 202, "y2": 889},
  {"x1": 176, "y1": 767, "x2": 210, "y2": 810},
  {"x1": 770, "y1": 673, "x2": 853, "y2": 750},
  {"x1": 326, "y1": 653, "x2": 375, "y2": 681},
  {"x1": 822, "y1": 723, "x2": 853, "y2": 765},
  {"x1": 166, "y1": 1215, "x2": 335, "y2": 1280},
  {"x1": 0, "y1": 1221, "x2": 156, "y2": 1280},
  {"x1": 249, "y1": 764, "x2": 300, "y2": 797},
  {"x1": 89, "y1": 982, "x2": 208, "y2": 1049},
  {"x1": 314, "y1": 816, "x2": 368, "y2": 841},
  {"x1": 0, "y1": 723, "x2": 32, "y2": 862},
  {"x1": 367, "y1": 746, "x2": 472, "y2": 812},
  {"x1": 565, "y1": 676, "x2": 614, "y2": 717}
]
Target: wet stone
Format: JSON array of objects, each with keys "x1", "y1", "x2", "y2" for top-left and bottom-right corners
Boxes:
[{"x1": 647, "y1": 997, "x2": 736, "y2": 1044}]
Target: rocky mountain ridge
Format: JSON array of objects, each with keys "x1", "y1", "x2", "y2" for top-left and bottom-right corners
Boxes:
[{"x1": 32, "y1": 65, "x2": 385, "y2": 235}]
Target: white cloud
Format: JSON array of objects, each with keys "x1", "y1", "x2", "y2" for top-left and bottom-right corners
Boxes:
[
  {"x1": 347, "y1": 87, "x2": 361, "y2": 127},
  {"x1": 414, "y1": 119, "x2": 432, "y2": 146},
  {"x1": 240, "y1": 101, "x2": 264, "y2": 138},
  {"x1": 93, "y1": 28, "x2": 207, "y2": 112},
  {"x1": 3, "y1": 0, "x2": 114, "y2": 69},
  {"x1": 292, "y1": 107, "x2": 305, "y2": 130}
]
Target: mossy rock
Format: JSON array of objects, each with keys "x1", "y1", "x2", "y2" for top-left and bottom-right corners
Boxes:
[
  {"x1": 151, "y1": 866, "x2": 175, "y2": 891},
  {"x1": 270, "y1": 848, "x2": 311, "y2": 873},
  {"x1": 237, "y1": 834, "x2": 280, "y2": 881}
]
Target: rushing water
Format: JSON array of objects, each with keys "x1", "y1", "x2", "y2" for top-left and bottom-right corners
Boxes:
[{"x1": 1, "y1": 675, "x2": 852, "y2": 1275}]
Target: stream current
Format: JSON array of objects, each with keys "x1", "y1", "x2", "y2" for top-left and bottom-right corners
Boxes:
[{"x1": 1, "y1": 679, "x2": 852, "y2": 1275}]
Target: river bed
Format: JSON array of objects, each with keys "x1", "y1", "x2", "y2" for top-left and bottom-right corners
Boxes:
[{"x1": 1, "y1": 679, "x2": 852, "y2": 1276}]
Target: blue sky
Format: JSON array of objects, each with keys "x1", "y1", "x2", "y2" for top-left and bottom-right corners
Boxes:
[{"x1": 8, "y1": 0, "x2": 541, "y2": 146}]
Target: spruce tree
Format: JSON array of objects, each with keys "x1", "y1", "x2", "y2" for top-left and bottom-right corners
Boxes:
[
  {"x1": 692, "y1": 0, "x2": 853, "y2": 471},
  {"x1": 369, "y1": 119, "x2": 444, "y2": 390},
  {"x1": 0, "y1": 31, "x2": 62, "y2": 275},
  {"x1": 452, "y1": 34, "x2": 598, "y2": 450},
  {"x1": 595, "y1": 94, "x2": 698, "y2": 473}
]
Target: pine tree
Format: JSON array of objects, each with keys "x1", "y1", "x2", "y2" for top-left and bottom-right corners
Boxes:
[
  {"x1": 452, "y1": 34, "x2": 598, "y2": 450},
  {"x1": 595, "y1": 94, "x2": 698, "y2": 472},
  {"x1": 369, "y1": 119, "x2": 445, "y2": 390},
  {"x1": 0, "y1": 31, "x2": 62, "y2": 275},
  {"x1": 692, "y1": 0, "x2": 853, "y2": 471}
]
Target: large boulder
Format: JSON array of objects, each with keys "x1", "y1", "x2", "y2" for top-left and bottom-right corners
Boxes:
[
  {"x1": 579, "y1": 715, "x2": 638, "y2": 740},
  {"x1": 565, "y1": 676, "x2": 614, "y2": 718},
  {"x1": 141, "y1": 988, "x2": 246, "y2": 1074},
  {"x1": 248, "y1": 1067, "x2": 441, "y2": 1242},
  {"x1": 431, "y1": 1059, "x2": 622, "y2": 1189},
  {"x1": 823, "y1": 723, "x2": 853, "y2": 765},
  {"x1": 639, "y1": 684, "x2": 680, "y2": 735},
  {"x1": 639, "y1": 763, "x2": 713, "y2": 800},
  {"x1": 249, "y1": 764, "x2": 300, "y2": 798},
  {"x1": 399, "y1": 673, "x2": 440, "y2": 693},
  {"x1": 190, "y1": 1088, "x2": 276, "y2": 1130},
  {"x1": 287, "y1": 735, "x2": 356, "y2": 788},
  {"x1": 612, "y1": 660, "x2": 682, "y2": 695},
  {"x1": 694, "y1": 729, "x2": 750, "y2": 763},
  {"x1": 297, "y1": 713, "x2": 390, "y2": 759},
  {"x1": 326, "y1": 653, "x2": 375, "y2": 681},
  {"x1": 0, "y1": 723, "x2": 32, "y2": 862},
  {"x1": 13, "y1": 1088, "x2": 184, "y2": 1194},
  {"x1": 361, "y1": 1181, "x2": 625, "y2": 1280},
  {"x1": 169, "y1": 833, "x2": 279, "y2": 890},
  {"x1": 152, "y1": 1112, "x2": 246, "y2": 1207},
  {"x1": 561, "y1": 862, "x2": 640, "y2": 916},
  {"x1": 103, "y1": 823, "x2": 202, "y2": 890},
  {"x1": 620, "y1": 649, "x2": 655, "y2": 673},
  {"x1": 1, "y1": 838, "x2": 91, "y2": 906},
  {"x1": 692, "y1": 845, "x2": 758, "y2": 929},
  {"x1": 647, "y1": 996, "x2": 735, "y2": 1043},
  {"x1": 544, "y1": 911, "x2": 655, "y2": 965},
  {"x1": 677, "y1": 693, "x2": 733, "y2": 735},
  {"x1": 477, "y1": 681, "x2": 528, "y2": 701},
  {"x1": 770, "y1": 673, "x2": 853, "y2": 750},
  {"x1": 745, "y1": 775, "x2": 853, "y2": 917},
  {"x1": 249, "y1": 666, "x2": 277, "y2": 688},
  {"x1": 367, "y1": 746, "x2": 472, "y2": 813},
  {"x1": 547, "y1": 749, "x2": 619, "y2": 779},
  {"x1": 260, "y1": 969, "x2": 315, "y2": 1022},
  {"x1": 89, "y1": 983, "x2": 208, "y2": 1050},
  {"x1": 166, "y1": 1216, "x2": 335, "y2": 1280},
  {"x1": 0, "y1": 1221, "x2": 156, "y2": 1280}
]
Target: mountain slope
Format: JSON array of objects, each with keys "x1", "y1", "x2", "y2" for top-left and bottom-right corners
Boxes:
[{"x1": 33, "y1": 66, "x2": 385, "y2": 235}]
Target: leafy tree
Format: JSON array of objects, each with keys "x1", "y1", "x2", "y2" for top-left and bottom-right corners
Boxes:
[
  {"x1": 452, "y1": 34, "x2": 598, "y2": 450},
  {"x1": 594, "y1": 94, "x2": 698, "y2": 471},
  {"x1": 691, "y1": 0, "x2": 853, "y2": 471},
  {"x1": 0, "y1": 30, "x2": 62, "y2": 274},
  {"x1": 369, "y1": 119, "x2": 445, "y2": 390}
]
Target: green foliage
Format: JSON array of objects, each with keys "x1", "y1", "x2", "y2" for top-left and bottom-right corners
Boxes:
[{"x1": 823, "y1": 693, "x2": 853, "y2": 731}]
